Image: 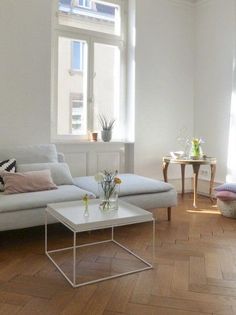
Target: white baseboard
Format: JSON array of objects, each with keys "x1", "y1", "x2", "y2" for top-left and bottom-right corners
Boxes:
[
  {"x1": 168, "y1": 177, "x2": 222, "y2": 196},
  {"x1": 168, "y1": 178, "x2": 192, "y2": 193}
]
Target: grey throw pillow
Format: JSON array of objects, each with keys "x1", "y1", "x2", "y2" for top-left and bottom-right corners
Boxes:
[{"x1": 17, "y1": 162, "x2": 73, "y2": 186}]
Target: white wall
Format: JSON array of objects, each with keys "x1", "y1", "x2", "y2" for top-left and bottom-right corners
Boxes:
[
  {"x1": 134, "y1": 0, "x2": 194, "y2": 180},
  {"x1": 1, "y1": 0, "x2": 235, "y2": 185},
  {"x1": 0, "y1": 0, "x2": 51, "y2": 145},
  {"x1": 194, "y1": 0, "x2": 235, "y2": 182}
]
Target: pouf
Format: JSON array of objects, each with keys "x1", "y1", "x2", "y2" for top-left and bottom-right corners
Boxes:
[{"x1": 217, "y1": 199, "x2": 236, "y2": 218}]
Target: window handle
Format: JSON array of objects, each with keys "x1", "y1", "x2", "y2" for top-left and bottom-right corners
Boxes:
[{"x1": 88, "y1": 96, "x2": 94, "y2": 104}]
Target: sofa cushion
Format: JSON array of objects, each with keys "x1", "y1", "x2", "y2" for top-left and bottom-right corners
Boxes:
[
  {"x1": 0, "y1": 144, "x2": 58, "y2": 164},
  {"x1": 0, "y1": 185, "x2": 95, "y2": 213},
  {"x1": 17, "y1": 163, "x2": 73, "y2": 186},
  {"x1": 0, "y1": 158, "x2": 16, "y2": 191},
  {"x1": 215, "y1": 183, "x2": 236, "y2": 193},
  {"x1": 2, "y1": 170, "x2": 57, "y2": 195},
  {"x1": 215, "y1": 190, "x2": 236, "y2": 201},
  {"x1": 73, "y1": 173, "x2": 174, "y2": 198},
  {"x1": 120, "y1": 190, "x2": 177, "y2": 209}
]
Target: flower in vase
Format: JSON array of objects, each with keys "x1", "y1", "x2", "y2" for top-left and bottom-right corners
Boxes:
[
  {"x1": 94, "y1": 172, "x2": 105, "y2": 182},
  {"x1": 190, "y1": 138, "x2": 204, "y2": 158},
  {"x1": 114, "y1": 177, "x2": 122, "y2": 184},
  {"x1": 82, "y1": 194, "x2": 89, "y2": 216},
  {"x1": 94, "y1": 170, "x2": 122, "y2": 210}
]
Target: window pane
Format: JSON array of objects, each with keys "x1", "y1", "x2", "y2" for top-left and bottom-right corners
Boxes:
[
  {"x1": 72, "y1": 41, "x2": 83, "y2": 71},
  {"x1": 93, "y1": 43, "x2": 120, "y2": 136},
  {"x1": 57, "y1": 37, "x2": 88, "y2": 135},
  {"x1": 58, "y1": 0, "x2": 121, "y2": 36}
]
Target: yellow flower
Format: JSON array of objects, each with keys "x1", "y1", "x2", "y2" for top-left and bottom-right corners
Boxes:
[
  {"x1": 114, "y1": 177, "x2": 122, "y2": 184},
  {"x1": 82, "y1": 194, "x2": 88, "y2": 202}
]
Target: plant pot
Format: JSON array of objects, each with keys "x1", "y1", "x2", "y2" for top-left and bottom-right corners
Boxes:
[{"x1": 101, "y1": 130, "x2": 112, "y2": 142}]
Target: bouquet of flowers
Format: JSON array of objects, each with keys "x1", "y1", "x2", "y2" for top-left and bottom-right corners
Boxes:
[
  {"x1": 95, "y1": 170, "x2": 122, "y2": 210},
  {"x1": 190, "y1": 138, "x2": 204, "y2": 159}
]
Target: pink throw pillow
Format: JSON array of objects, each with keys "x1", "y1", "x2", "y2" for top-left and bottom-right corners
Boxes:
[
  {"x1": 2, "y1": 169, "x2": 57, "y2": 194},
  {"x1": 215, "y1": 190, "x2": 236, "y2": 201}
]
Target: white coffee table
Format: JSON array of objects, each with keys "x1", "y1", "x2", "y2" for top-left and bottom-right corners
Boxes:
[{"x1": 45, "y1": 199, "x2": 155, "y2": 288}]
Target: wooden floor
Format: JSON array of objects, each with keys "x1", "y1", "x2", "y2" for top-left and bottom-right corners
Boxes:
[{"x1": 1, "y1": 194, "x2": 236, "y2": 315}]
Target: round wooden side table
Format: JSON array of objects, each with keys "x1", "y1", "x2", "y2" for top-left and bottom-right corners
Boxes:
[{"x1": 162, "y1": 156, "x2": 217, "y2": 208}]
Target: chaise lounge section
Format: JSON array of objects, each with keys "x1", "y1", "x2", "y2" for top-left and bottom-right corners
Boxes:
[
  {"x1": 74, "y1": 174, "x2": 176, "y2": 220},
  {"x1": 0, "y1": 144, "x2": 177, "y2": 231}
]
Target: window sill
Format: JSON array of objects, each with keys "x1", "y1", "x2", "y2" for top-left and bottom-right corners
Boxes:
[{"x1": 52, "y1": 139, "x2": 134, "y2": 144}]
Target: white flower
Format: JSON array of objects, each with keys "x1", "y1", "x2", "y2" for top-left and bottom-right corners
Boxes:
[{"x1": 94, "y1": 172, "x2": 105, "y2": 183}]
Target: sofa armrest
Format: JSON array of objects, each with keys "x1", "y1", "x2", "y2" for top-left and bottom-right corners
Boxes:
[{"x1": 57, "y1": 152, "x2": 65, "y2": 163}]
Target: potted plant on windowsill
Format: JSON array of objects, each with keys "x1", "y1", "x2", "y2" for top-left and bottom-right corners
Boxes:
[{"x1": 98, "y1": 114, "x2": 115, "y2": 142}]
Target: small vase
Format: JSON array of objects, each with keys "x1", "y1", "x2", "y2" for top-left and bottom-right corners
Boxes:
[
  {"x1": 99, "y1": 185, "x2": 118, "y2": 211},
  {"x1": 101, "y1": 130, "x2": 112, "y2": 142},
  {"x1": 83, "y1": 205, "x2": 89, "y2": 217},
  {"x1": 189, "y1": 143, "x2": 203, "y2": 159}
]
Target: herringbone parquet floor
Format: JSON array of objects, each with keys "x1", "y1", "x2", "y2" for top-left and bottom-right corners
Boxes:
[{"x1": 1, "y1": 194, "x2": 236, "y2": 315}]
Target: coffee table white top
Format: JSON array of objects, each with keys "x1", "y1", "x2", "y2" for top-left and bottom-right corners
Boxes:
[{"x1": 46, "y1": 199, "x2": 153, "y2": 232}]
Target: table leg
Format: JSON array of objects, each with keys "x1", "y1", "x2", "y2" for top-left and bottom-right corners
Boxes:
[
  {"x1": 73, "y1": 232, "x2": 76, "y2": 286},
  {"x1": 192, "y1": 164, "x2": 200, "y2": 208},
  {"x1": 181, "y1": 164, "x2": 186, "y2": 197},
  {"x1": 112, "y1": 226, "x2": 114, "y2": 241},
  {"x1": 209, "y1": 164, "x2": 216, "y2": 202},
  {"x1": 45, "y1": 211, "x2": 48, "y2": 253},
  {"x1": 163, "y1": 161, "x2": 169, "y2": 182},
  {"x1": 152, "y1": 219, "x2": 155, "y2": 265}
]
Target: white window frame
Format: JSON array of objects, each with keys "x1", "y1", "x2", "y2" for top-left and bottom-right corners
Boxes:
[{"x1": 51, "y1": 0, "x2": 127, "y2": 142}]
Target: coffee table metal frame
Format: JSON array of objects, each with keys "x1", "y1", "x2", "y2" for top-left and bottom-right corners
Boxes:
[{"x1": 45, "y1": 204, "x2": 155, "y2": 288}]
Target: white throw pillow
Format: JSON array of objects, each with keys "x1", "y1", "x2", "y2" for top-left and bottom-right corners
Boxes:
[{"x1": 17, "y1": 163, "x2": 73, "y2": 186}]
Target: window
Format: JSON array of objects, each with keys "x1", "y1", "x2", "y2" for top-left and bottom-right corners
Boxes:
[
  {"x1": 53, "y1": 0, "x2": 126, "y2": 140},
  {"x1": 71, "y1": 41, "x2": 84, "y2": 71},
  {"x1": 57, "y1": 37, "x2": 87, "y2": 135},
  {"x1": 76, "y1": 0, "x2": 91, "y2": 9}
]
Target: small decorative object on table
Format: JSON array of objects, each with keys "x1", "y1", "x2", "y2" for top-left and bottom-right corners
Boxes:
[
  {"x1": 95, "y1": 170, "x2": 121, "y2": 211},
  {"x1": 82, "y1": 194, "x2": 89, "y2": 217},
  {"x1": 98, "y1": 114, "x2": 115, "y2": 142},
  {"x1": 90, "y1": 132, "x2": 98, "y2": 142},
  {"x1": 189, "y1": 138, "x2": 204, "y2": 159},
  {"x1": 170, "y1": 151, "x2": 185, "y2": 159}
]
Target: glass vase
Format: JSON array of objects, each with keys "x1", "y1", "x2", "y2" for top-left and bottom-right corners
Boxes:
[
  {"x1": 189, "y1": 143, "x2": 203, "y2": 159},
  {"x1": 99, "y1": 184, "x2": 118, "y2": 211}
]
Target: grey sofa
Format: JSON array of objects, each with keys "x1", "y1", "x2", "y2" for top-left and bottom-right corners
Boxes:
[{"x1": 0, "y1": 144, "x2": 177, "y2": 231}]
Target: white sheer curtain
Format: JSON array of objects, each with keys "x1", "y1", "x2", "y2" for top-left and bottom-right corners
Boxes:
[{"x1": 227, "y1": 59, "x2": 236, "y2": 182}]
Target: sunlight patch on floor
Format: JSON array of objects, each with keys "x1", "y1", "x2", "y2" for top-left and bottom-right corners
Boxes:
[{"x1": 186, "y1": 208, "x2": 220, "y2": 215}]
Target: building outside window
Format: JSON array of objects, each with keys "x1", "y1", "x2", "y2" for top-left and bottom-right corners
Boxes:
[
  {"x1": 53, "y1": 0, "x2": 126, "y2": 140},
  {"x1": 70, "y1": 93, "x2": 84, "y2": 134},
  {"x1": 76, "y1": 0, "x2": 92, "y2": 9}
]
